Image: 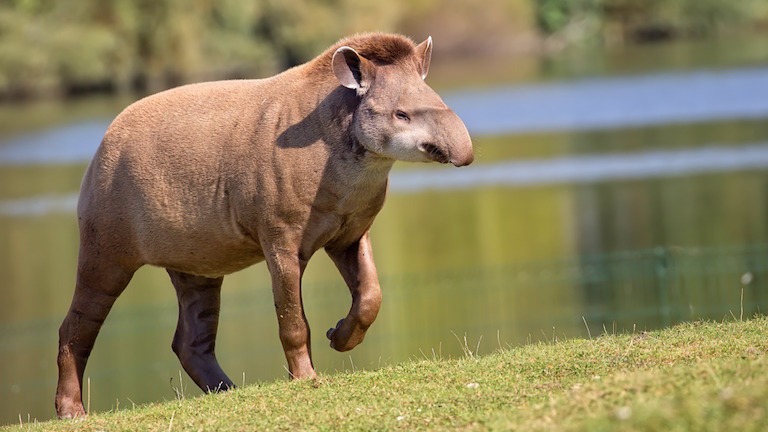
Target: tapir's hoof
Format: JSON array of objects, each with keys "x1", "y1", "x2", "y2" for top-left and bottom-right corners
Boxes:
[
  {"x1": 56, "y1": 398, "x2": 87, "y2": 420},
  {"x1": 326, "y1": 319, "x2": 345, "y2": 343},
  {"x1": 327, "y1": 318, "x2": 367, "y2": 352}
]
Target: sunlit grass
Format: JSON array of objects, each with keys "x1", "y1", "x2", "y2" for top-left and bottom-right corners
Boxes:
[{"x1": 7, "y1": 316, "x2": 767, "y2": 431}]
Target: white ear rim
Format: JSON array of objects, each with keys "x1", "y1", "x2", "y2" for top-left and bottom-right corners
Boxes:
[
  {"x1": 421, "y1": 36, "x2": 433, "y2": 80},
  {"x1": 332, "y1": 46, "x2": 363, "y2": 89}
]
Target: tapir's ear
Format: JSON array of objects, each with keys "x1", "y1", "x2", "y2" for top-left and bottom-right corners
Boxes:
[
  {"x1": 332, "y1": 46, "x2": 373, "y2": 92},
  {"x1": 415, "y1": 36, "x2": 432, "y2": 80}
]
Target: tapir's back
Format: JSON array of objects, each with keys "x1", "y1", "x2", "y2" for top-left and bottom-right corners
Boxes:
[
  {"x1": 78, "y1": 79, "x2": 282, "y2": 276},
  {"x1": 96, "y1": 79, "x2": 263, "y2": 170}
]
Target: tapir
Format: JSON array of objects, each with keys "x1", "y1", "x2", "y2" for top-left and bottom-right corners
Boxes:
[{"x1": 55, "y1": 33, "x2": 473, "y2": 419}]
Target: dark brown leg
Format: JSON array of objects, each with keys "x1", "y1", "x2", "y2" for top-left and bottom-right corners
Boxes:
[
  {"x1": 55, "y1": 257, "x2": 134, "y2": 419},
  {"x1": 325, "y1": 231, "x2": 382, "y2": 352},
  {"x1": 167, "y1": 270, "x2": 234, "y2": 392}
]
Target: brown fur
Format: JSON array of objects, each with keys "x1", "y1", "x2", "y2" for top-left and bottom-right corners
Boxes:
[
  {"x1": 320, "y1": 33, "x2": 418, "y2": 67},
  {"x1": 55, "y1": 33, "x2": 473, "y2": 419}
]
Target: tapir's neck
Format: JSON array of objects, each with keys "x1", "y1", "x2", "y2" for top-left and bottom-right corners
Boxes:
[
  {"x1": 323, "y1": 137, "x2": 394, "y2": 213},
  {"x1": 280, "y1": 64, "x2": 394, "y2": 212}
]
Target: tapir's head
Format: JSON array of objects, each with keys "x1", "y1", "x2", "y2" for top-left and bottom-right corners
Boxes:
[{"x1": 331, "y1": 35, "x2": 474, "y2": 167}]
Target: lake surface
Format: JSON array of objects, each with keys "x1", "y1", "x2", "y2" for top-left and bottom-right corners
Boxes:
[
  {"x1": 4, "y1": 67, "x2": 768, "y2": 167},
  {"x1": 2, "y1": 39, "x2": 768, "y2": 424}
]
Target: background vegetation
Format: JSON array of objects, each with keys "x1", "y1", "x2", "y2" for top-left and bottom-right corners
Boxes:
[{"x1": 0, "y1": 0, "x2": 766, "y2": 99}]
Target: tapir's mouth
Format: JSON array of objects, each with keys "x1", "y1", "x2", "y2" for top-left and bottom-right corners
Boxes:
[{"x1": 418, "y1": 142, "x2": 450, "y2": 164}]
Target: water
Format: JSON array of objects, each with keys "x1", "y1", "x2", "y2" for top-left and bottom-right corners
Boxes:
[
  {"x1": 2, "y1": 41, "x2": 768, "y2": 424},
  {"x1": 0, "y1": 121, "x2": 110, "y2": 166},
  {"x1": 447, "y1": 67, "x2": 768, "y2": 135},
  {"x1": 7, "y1": 142, "x2": 768, "y2": 217},
  {"x1": 391, "y1": 142, "x2": 768, "y2": 192},
  {"x1": 4, "y1": 67, "x2": 768, "y2": 166}
]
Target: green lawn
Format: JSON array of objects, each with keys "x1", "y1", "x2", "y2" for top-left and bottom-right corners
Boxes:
[{"x1": 7, "y1": 317, "x2": 768, "y2": 431}]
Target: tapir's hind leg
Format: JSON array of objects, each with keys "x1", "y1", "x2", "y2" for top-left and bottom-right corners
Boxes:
[
  {"x1": 167, "y1": 270, "x2": 234, "y2": 393},
  {"x1": 56, "y1": 257, "x2": 135, "y2": 419}
]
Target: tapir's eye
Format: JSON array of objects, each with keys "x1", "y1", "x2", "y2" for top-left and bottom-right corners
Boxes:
[{"x1": 394, "y1": 110, "x2": 410, "y2": 122}]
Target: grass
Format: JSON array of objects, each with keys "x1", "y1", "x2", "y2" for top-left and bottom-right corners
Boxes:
[{"x1": 6, "y1": 316, "x2": 768, "y2": 431}]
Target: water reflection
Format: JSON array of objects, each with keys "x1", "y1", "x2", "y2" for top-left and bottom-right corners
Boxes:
[
  {"x1": 0, "y1": 194, "x2": 78, "y2": 217},
  {"x1": 5, "y1": 142, "x2": 768, "y2": 217},
  {"x1": 0, "y1": 121, "x2": 109, "y2": 166},
  {"x1": 447, "y1": 67, "x2": 768, "y2": 134},
  {"x1": 392, "y1": 141, "x2": 768, "y2": 192},
  {"x1": 4, "y1": 67, "x2": 768, "y2": 165}
]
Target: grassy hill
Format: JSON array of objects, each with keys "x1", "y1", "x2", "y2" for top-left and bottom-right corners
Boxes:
[{"x1": 6, "y1": 316, "x2": 768, "y2": 431}]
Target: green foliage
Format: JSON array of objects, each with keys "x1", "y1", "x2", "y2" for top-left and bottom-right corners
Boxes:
[
  {"x1": 535, "y1": 0, "x2": 603, "y2": 34},
  {"x1": 0, "y1": 0, "x2": 280, "y2": 97},
  {"x1": 254, "y1": 0, "x2": 402, "y2": 67},
  {"x1": 534, "y1": 0, "x2": 768, "y2": 44},
  {"x1": 6, "y1": 317, "x2": 768, "y2": 431},
  {"x1": 0, "y1": 0, "x2": 766, "y2": 99},
  {"x1": 0, "y1": 0, "x2": 408, "y2": 98}
]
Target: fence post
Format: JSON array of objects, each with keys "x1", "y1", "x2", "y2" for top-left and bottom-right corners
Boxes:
[{"x1": 654, "y1": 247, "x2": 672, "y2": 327}]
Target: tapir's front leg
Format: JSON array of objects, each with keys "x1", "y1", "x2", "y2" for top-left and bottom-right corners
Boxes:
[
  {"x1": 266, "y1": 249, "x2": 317, "y2": 379},
  {"x1": 325, "y1": 231, "x2": 383, "y2": 352}
]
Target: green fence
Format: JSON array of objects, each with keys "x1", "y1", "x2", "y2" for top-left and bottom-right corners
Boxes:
[{"x1": 371, "y1": 244, "x2": 768, "y2": 346}]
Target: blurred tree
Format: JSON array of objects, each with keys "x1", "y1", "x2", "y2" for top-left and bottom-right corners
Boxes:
[
  {"x1": 254, "y1": 0, "x2": 402, "y2": 68},
  {"x1": 398, "y1": 0, "x2": 537, "y2": 56},
  {"x1": 0, "y1": 0, "x2": 765, "y2": 100},
  {"x1": 534, "y1": 0, "x2": 767, "y2": 46},
  {"x1": 0, "y1": 0, "x2": 277, "y2": 97}
]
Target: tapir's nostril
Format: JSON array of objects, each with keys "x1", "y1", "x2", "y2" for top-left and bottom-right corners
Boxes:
[{"x1": 418, "y1": 142, "x2": 449, "y2": 164}]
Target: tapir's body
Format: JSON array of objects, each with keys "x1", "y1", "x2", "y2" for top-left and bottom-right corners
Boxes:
[
  {"x1": 56, "y1": 33, "x2": 473, "y2": 419},
  {"x1": 82, "y1": 77, "x2": 386, "y2": 277}
]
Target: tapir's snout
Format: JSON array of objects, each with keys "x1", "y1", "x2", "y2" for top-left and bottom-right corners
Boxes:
[
  {"x1": 418, "y1": 135, "x2": 473, "y2": 167},
  {"x1": 445, "y1": 109, "x2": 474, "y2": 167},
  {"x1": 451, "y1": 155, "x2": 473, "y2": 167},
  {"x1": 450, "y1": 136, "x2": 474, "y2": 167},
  {"x1": 415, "y1": 107, "x2": 474, "y2": 167}
]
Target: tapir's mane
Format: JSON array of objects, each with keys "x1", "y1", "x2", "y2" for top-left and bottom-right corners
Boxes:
[
  {"x1": 308, "y1": 33, "x2": 417, "y2": 75},
  {"x1": 336, "y1": 33, "x2": 416, "y2": 64}
]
